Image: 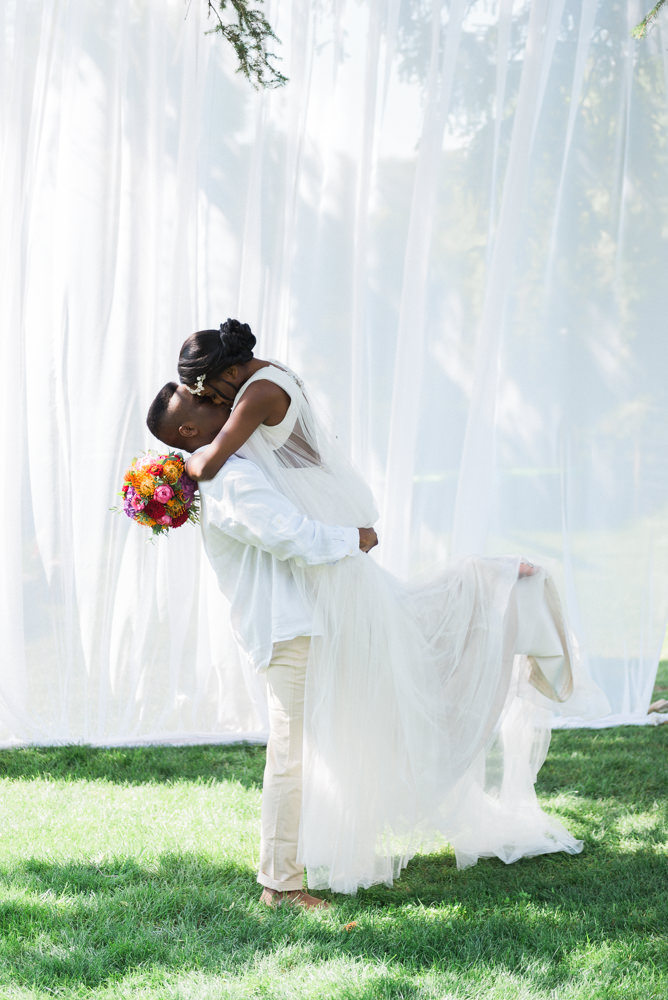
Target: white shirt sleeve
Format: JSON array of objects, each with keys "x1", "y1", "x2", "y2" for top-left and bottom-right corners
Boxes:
[{"x1": 202, "y1": 457, "x2": 361, "y2": 565}]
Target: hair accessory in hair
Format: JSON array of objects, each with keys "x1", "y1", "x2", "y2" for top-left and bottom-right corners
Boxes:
[
  {"x1": 187, "y1": 373, "x2": 207, "y2": 396},
  {"x1": 112, "y1": 451, "x2": 199, "y2": 537}
]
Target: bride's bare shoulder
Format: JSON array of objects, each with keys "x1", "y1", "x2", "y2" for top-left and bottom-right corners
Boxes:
[{"x1": 238, "y1": 376, "x2": 291, "y2": 425}]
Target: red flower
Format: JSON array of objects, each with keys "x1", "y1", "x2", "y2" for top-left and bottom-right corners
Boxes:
[
  {"x1": 145, "y1": 500, "x2": 166, "y2": 520},
  {"x1": 171, "y1": 511, "x2": 189, "y2": 528},
  {"x1": 148, "y1": 462, "x2": 164, "y2": 476}
]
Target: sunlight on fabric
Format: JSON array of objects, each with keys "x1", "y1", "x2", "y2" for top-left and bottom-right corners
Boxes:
[{"x1": 1, "y1": 0, "x2": 667, "y2": 744}]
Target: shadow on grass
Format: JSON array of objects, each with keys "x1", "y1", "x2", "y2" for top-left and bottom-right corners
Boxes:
[
  {"x1": 0, "y1": 743, "x2": 266, "y2": 790},
  {"x1": 2, "y1": 728, "x2": 666, "y2": 803},
  {"x1": 0, "y1": 842, "x2": 665, "y2": 996},
  {"x1": 1, "y1": 729, "x2": 666, "y2": 996}
]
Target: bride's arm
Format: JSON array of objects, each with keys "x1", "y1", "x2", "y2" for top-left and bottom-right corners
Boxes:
[{"x1": 186, "y1": 380, "x2": 289, "y2": 481}]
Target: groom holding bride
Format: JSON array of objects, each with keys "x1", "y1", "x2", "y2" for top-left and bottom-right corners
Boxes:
[
  {"x1": 145, "y1": 320, "x2": 597, "y2": 907},
  {"x1": 147, "y1": 380, "x2": 377, "y2": 908}
]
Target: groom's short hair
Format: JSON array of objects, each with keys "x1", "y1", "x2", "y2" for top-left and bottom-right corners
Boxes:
[{"x1": 146, "y1": 382, "x2": 179, "y2": 443}]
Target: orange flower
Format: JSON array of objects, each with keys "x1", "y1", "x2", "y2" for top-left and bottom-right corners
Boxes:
[
  {"x1": 162, "y1": 459, "x2": 182, "y2": 484},
  {"x1": 166, "y1": 498, "x2": 185, "y2": 517},
  {"x1": 135, "y1": 472, "x2": 155, "y2": 498},
  {"x1": 136, "y1": 512, "x2": 157, "y2": 528}
]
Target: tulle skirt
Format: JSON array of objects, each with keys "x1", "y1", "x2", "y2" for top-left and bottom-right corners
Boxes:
[
  {"x1": 232, "y1": 366, "x2": 600, "y2": 893},
  {"x1": 298, "y1": 553, "x2": 587, "y2": 894}
]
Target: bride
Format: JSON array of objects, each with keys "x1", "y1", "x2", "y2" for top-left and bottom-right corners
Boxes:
[{"x1": 176, "y1": 318, "x2": 598, "y2": 894}]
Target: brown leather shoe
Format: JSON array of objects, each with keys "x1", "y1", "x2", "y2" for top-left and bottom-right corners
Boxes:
[{"x1": 260, "y1": 887, "x2": 330, "y2": 910}]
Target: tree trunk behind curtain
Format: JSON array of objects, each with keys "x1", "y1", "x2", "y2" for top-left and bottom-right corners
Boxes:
[{"x1": 2, "y1": 0, "x2": 667, "y2": 745}]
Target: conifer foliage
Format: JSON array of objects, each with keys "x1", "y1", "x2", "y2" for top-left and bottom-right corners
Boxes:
[
  {"x1": 633, "y1": 0, "x2": 666, "y2": 38},
  {"x1": 203, "y1": 0, "x2": 287, "y2": 88}
]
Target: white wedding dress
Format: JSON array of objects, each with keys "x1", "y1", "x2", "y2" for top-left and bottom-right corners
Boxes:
[{"x1": 233, "y1": 363, "x2": 600, "y2": 894}]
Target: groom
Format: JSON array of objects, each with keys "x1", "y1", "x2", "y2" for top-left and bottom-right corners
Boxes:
[{"x1": 146, "y1": 382, "x2": 378, "y2": 909}]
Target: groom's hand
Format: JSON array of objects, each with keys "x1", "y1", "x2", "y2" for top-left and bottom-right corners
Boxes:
[{"x1": 358, "y1": 528, "x2": 378, "y2": 553}]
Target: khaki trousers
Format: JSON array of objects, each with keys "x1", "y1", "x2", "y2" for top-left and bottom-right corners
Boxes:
[{"x1": 257, "y1": 635, "x2": 310, "y2": 891}]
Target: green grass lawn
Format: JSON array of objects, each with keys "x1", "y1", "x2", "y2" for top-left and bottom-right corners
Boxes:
[{"x1": 0, "y1": 673, "x2": 666, "y2": 1000}]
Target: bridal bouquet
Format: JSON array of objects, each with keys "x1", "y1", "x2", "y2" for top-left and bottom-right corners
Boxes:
[{"x1": 116, "y1": 451, "x2": 199, "y2": 536}]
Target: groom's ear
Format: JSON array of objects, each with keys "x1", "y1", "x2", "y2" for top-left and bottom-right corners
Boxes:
[{"x1": 177, "y1": 421, "x2": 199, "y2": 440}]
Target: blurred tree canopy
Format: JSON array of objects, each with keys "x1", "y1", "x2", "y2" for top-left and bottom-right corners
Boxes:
[{"x1": 196, "y1": 0, "x2": 664, "y2": 89}]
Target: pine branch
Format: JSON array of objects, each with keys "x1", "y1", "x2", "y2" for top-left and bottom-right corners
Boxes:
[
  {"x1": 204, "y1": 0, "x2": 287, "y2": 89},
  {"x1": 632, "y1": 0, "x2": 667, "y2": 38}
]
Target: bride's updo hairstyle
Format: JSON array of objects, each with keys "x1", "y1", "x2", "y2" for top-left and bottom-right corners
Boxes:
[{"x1": 178, "y1": 318, "x2": 256, "y2": 386}]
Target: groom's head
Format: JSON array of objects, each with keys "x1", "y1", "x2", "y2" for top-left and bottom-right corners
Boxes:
[{"x1": 146, "y1": 382, "x2": 229, "y2": 451}]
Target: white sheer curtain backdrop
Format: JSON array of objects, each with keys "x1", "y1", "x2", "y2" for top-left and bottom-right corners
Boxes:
[{"x1": 2, "y1": 0, "x2": 667, "y2": 746}]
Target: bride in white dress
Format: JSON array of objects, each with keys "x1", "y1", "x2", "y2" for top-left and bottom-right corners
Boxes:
[{"x1": 178, "y1": 319, "x2": 600, "y2": 894}]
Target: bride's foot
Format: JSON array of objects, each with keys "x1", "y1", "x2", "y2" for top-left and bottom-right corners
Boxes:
[
  {"x1": 260, "y1": 887, "x2": 330, "y2": 910},
  {"x1": 518, "y1": 561, "x2": 538, "y2": 578}
]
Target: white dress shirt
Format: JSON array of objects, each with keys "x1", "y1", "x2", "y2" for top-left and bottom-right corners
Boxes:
[{"x1": 198, "y1": 454, "x2": 361, "y2": 670}]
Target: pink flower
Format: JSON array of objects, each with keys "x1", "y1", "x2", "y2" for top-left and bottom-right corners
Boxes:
[
  {"x1": 158, "y1": 514, "x2": 172, "y2": 526},
  {"x1": 154, "y1": 484, "x2": 174, "y2": 503},
  {"x1": 131, "y1": 494, "x2": 146, "y2": 511}
]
